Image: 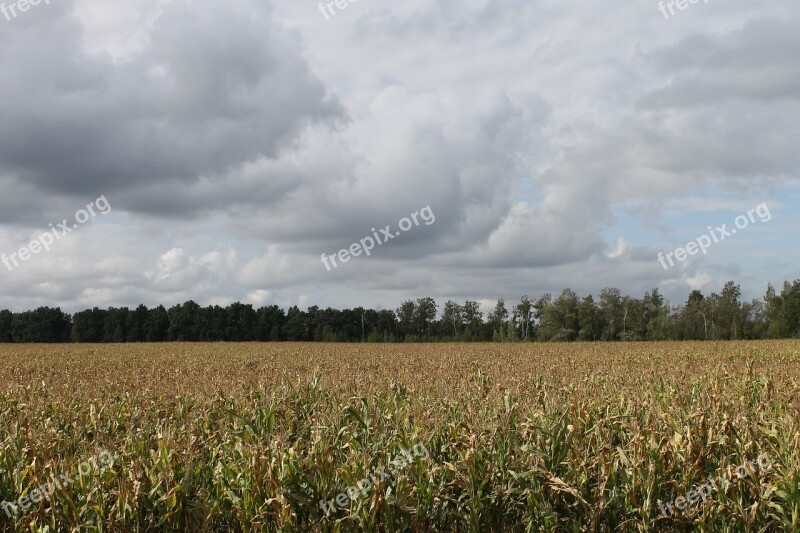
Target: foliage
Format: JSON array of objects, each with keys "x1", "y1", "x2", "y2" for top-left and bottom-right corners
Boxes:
[{"x1": 6, "y1": 280, "x2": 800, "y2": 343}]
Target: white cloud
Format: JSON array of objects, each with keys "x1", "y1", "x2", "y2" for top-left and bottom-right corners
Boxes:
[{"x1": 0, "y1": 0, "x2": 797, "y2": 311}]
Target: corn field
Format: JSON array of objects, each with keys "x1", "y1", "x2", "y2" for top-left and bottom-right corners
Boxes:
[{"x1": 0, "y1": 342, "x2": 799, "y2": 531}]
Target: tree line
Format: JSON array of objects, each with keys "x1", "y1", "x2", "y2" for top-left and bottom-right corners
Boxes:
[{"x1": 2, "y1": 280, "x2": 800, "y2": 343}]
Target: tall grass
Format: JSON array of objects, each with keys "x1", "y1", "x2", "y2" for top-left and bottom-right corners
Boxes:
[{"x1": 0, "y1": 342, "x2": 798, "y2": 531}]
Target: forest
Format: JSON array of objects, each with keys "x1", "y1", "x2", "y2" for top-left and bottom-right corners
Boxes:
[{"x1": 2, "y1": 280, "x2": 800, "y2": 343}]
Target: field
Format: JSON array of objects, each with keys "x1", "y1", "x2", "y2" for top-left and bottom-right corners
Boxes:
[{"x1": 0, "y1": 342, "x2": 799, "y2": 532}]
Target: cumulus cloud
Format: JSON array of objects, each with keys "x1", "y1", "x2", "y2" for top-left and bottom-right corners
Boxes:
[
  {"x1": 0, "y1": 0, "x2": 343, "y2": 221},
  {"x1": 0, "y1": 0, "x2": 797, "y2": 311}
]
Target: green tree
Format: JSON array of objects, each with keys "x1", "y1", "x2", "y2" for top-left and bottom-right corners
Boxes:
[
  {"x1": 414, "y1": 297, "x2": 438, "y2": 340},
  {"x1": 167, "y1": 301, "x2": 202, "y2": 341},
  {"x1": 284, "y1": 306, "x2": 309, "y2": 341},
  {"x1": 577, "y1": 295, "x2": 601, "y2": 341},
  {"x1": 716, "y1": 281, "x2": 743, "y2": 340},
  {"x1": 598, "y1": 288, "x2": 623, "y2": 341},
  {"x1": 778, "y1": 281, "x2": 800, "y2": 337},
  {"x1": 396, "y1": 300, "x2": 416, "y2": 341},
  {"x1": 441, "y1": 300, "x2": 463, "y2": 339},
  {"x1": 514, "y1": 296, "x2": 534, "y2": 340},
  {"x1": 461, "y1": 300, "x2": 483, "y2": 341},
  {"x1": 126, "y1": 304, "x2": 149, "y2": 342},
  {"x1": 256, "y1": 305, "x2": 285, "y2": 341},
  {"x1": 0, "y1": 310, "x2": 12, "y2": 342},
  {"x1": 103, "y1": 307, "x2": 129, "y2": 343},
  {"x1": 12, "y1": 307, "x2": 71, "y2": 343},
  {"x1": 143, "y1": 305, "x2": 170, "y2": 342},
  {"x1": 540, "y1": 289, "x2": 579, "y2": 341},
  {"x1": 643, "y1": 289, "x2": 668, "y2": 340},
  {"x1": 71, "y1": 307, "x2": 107, "y2": 342},
  {"x1": 226, "y1": 302, "x2": 257, "y2": 341},
  {"x1": 488, "y1": 298, "x2": 509, "y2": 340}
]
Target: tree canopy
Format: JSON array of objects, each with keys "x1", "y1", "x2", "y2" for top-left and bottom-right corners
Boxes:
[{"x1": 2, "y1": 280, "x2": 800, "y2": 343}]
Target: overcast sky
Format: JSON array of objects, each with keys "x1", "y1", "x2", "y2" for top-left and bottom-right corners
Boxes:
[{"x1": 0, "y1": 0, "x2": 797, "y2": 313}]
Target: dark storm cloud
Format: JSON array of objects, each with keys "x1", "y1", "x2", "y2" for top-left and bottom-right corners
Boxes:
[{"x1": 0, "y1": 0, "x2": 343, "y2": 223}]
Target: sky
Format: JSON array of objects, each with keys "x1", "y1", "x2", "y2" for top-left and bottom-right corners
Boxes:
[{"x1": 0, "y1": 0, "x2": 797, "y2": 313}]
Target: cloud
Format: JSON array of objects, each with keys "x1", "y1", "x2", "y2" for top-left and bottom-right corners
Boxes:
[
  {"x1": 0, "y1": 0, "x2": 797, "y2": 311},
  {"x1": 0, "y1": 0, "x2": 343, "y2": 222}
]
